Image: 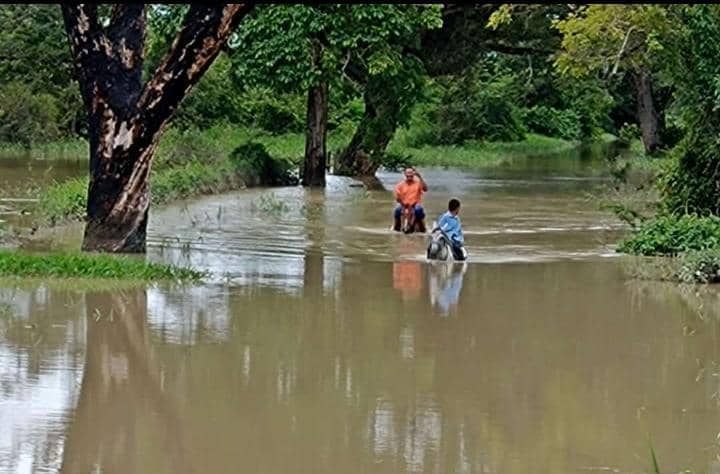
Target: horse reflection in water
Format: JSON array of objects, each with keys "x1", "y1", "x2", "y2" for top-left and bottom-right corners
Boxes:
[{"x1": 428, "y1": 262, "x2": 467, "y2": 315}]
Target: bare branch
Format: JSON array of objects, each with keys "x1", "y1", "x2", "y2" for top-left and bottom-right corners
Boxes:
[{"x1": 611, "y1": 25, "x2": 638, "y2": 77}]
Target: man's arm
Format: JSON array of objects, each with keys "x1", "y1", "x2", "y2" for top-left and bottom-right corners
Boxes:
[{"x1": 415, "y1": 169, "x2": 428, "y2": 192}]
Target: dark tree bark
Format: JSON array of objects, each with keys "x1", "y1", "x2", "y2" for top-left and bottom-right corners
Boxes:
[
  {"x1": 302, "y1": 39, "x2": 327, "y2": 187},
  {"x1": 633, "y1": 66, "x2": 663, "y2": 155},
  {"x1": 61, "y1": 4, "x2": 252, "y2": 252},
  {"x1": 335, "y1": 85, "x2": 400, "y2": 177}
]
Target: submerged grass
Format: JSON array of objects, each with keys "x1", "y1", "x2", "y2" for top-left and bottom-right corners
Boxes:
[{"x1": 0, "y1": 250, "x2": 204, "y2": 281}]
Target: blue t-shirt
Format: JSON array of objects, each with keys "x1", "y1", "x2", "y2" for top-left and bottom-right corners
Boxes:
[{"x1": 437, "y1": 211, "x2": 464, "y2": 245}]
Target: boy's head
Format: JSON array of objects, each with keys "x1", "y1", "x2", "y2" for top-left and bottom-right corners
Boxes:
[{"x1": 448, "y1": 198, "x2": 461, "y2": 215}]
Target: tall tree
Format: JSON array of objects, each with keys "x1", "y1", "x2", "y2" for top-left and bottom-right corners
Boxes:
[
  {"x1": 229, "y1": 5, "x2": 441, "y2": 184},
  {"x1": 61, "y1": 4, "x2": 252, "y2": 253},
  {"x1": 552, "y1": 5, "x2": 674, "y2": 154}
]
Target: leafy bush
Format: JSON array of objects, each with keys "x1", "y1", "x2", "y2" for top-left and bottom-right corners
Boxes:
[
  {"x1": 617, "y1": 214, "x2": 720, "y2": 256},
  {"x1": 522, "y1": 105, "x2": 581, "y2": 140},
  {"x1": 229, "y1": 141, "x2": 298, "y2": 186},
  {"x1": 0, "y1": 82, "x2": 61, "y2": 146}
]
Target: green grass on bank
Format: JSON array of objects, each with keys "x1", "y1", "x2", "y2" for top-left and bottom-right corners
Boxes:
[
  {"x1": 0, "y1": 250, "x2": 204, "y2": 281},
  {"x1": 31, "y1": 123, "x2": 587, "y2": 227},
  {"x1": 388, "y1": 131, "x2": 579, "y2": 169},
  {"x1": 39, "y1": 159, "x2": 246, "y2": 225},
  {"x1": 0, "y1": 139, "x2": 87, "y2": 161}
]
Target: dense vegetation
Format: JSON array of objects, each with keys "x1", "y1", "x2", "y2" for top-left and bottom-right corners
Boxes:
[{"x1": 2, "y1": 4, "x2": 720, "y2": 273}]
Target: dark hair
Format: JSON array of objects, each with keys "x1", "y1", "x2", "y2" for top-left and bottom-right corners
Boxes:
[{"x1": 448, "y1": 198, "x2": 460, "y2": 212}]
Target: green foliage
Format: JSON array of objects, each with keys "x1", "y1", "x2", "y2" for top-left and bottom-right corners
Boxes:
[
  {"x1": 229, "y1": 142, "x2": 298, "y2": 186},
  {"x1": 617, "y1": 214, "x2": 720, "y2": 256},
  {"x1": 0, "y1": 250, "x2": 204, "y2": 281},
  {"x1": 0, "y1": 82, "x2": 62, "y2": 146},
  {"x1": 172, "y1": 55, "x2": 246, "y2": 129},
  {"x1": 406, "y1": 63, "x2": 526, "y2": 146},
  {"x1": 39, "y1": 177, "x2": 88, "y2": 225},
  {"x1": 230, "y1": 5, "x2": 442, "y2": 93},
  {"x1": 553, "y1": 5, "x2": 674, "y2": 79},
  {"x1": 242, "y1": 88, "x2": 304, "y2": 134},
  {"x1": 619, "y1": 122, "x2": 641, "y2": 142},
  {"x1": 0, "y1": 5, "x2": 83, "y2": 140},
  {"x1": 656, "y1": 5, "x2": 720, "y2": 216},
  {"x1": 522, "y1": 105, "x2": 581, "y2": 140}
]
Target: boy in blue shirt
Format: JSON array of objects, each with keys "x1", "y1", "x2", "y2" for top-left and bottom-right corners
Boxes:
[{"x1": 436, "y1": 198, "x2": 467, "y2": 261}]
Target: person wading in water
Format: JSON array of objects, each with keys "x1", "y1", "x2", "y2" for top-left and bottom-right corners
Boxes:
[{"x1": 393, "y1": 167, "x2": 428, "y2": 233}]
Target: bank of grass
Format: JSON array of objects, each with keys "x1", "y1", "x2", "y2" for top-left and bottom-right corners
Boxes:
[
  {"x1": 36, "y1": 123, "x2": 354, "y2": 226},
  {"x1": 33, "y1": 122, "x2": 579, "y2": 226},
  {"x1": 39, "y1": 160, "x2": 245, "y2": 224},
  {"x1": 0, "y1": 250, "x2": 204, "y2": 281},
  {"x1": 0, "y1": 138, "x2": 87, "y2": 161},
  {"x1": 388, "y1": 131, "x2": 580, "y2": 169}
]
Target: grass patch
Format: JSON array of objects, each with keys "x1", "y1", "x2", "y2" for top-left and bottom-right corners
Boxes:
[
  {"x1": 0, "y1": 139, "x2": 87, "y2": 161},
  {"x1": 388, "y1": 132, "x2": 578, "y2": 169},
  {"x1": 0, "y1": 250, "x2": 204, "y2": 281}
]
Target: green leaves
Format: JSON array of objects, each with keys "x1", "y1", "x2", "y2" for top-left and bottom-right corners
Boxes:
[{"x1": 229, "y1": 5, "x2": 442, "y2": 98}]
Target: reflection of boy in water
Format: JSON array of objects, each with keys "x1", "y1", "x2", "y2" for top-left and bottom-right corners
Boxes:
[{"x1": 429, "y1": 262, "x2": 467, "y2": 315}]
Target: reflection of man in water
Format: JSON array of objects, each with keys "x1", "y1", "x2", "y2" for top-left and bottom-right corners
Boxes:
[
  {"x1": 393, "y1": 260, "x2": 423, "y2": 301},
  {"x1": 429, "y1": 262, "x2": 467, "y2": 315}
]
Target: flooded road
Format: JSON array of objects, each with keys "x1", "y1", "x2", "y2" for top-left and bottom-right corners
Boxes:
[{"x1": 2, "y1": 151, "x2": 720, "y2": 473}]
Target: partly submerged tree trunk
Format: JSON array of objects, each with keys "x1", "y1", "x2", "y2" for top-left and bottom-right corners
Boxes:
[
  {"x1": 302, "y1": 39, "x2": 327, "y2": 187},
  {"x1": 61, "y1": 4, "x2": 251, "y2": 252},
  {"x1": 335, "y1": 87, "x2": 400, "y2": 177},
  {"x1": 633, "y1": 66, "x2": 663, "y2": 155}
]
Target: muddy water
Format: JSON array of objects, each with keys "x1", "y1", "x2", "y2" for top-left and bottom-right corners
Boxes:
[
  {"x1": 3, "y1": 152, "x2": 720, "y2": 473},
  {"x1": 0, "y1": 157, "x2": 84, "y2": 229}
]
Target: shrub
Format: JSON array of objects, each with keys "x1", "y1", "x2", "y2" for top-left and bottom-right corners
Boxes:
[
  {"x1": 617, "y1": 214, "x2": 720, "y2": 256},
  {"x1": 229, "y1": 141, "x2": 298, "y2": 186}
]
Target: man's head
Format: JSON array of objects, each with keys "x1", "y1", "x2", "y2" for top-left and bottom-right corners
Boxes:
[
  {"x1": 448, "y1": 198, "x2": 461, "y2": 215},
  {"x1": 404, "y1": 167, "x2": 416, "y2": 183}
]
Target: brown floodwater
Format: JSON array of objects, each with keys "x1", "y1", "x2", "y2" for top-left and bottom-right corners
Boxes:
[{"x1": 3, "y1": 150, "x2": 720, "y2": 473}]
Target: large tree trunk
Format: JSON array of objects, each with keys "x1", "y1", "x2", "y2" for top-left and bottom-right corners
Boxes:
[
  {"x1": 633, "y1": 66, "x2": 663, "y2": 155},
  {"x1": 61, "y1": 4, "x2": 251, "y2": 252},
  {"x1": 335, "y1": 87, "x2": 400, "y2": 177},
  {"x1": 302, "y1": 39, "x2": 327, "y2": 187}
]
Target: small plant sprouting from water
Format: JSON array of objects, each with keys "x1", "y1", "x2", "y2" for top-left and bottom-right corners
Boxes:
[{"x1": 251, "y1": 192, "x2": 288, "y2": 216}]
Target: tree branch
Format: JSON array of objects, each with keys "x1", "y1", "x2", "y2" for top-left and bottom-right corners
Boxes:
[
  {"x1": 136, "y1": 4, "x2": 253, "y2": 128},
  {"x1": 611, "y1": 25, "x2": 637, "y2": 77},
  {"x1": 60, "y1": 4, "x2": 106, "y2": 111}
]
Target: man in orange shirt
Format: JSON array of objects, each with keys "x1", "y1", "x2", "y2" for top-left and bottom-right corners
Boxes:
[{"x1": 393, "y1": 167, "x2": 428, "y2": 232}]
